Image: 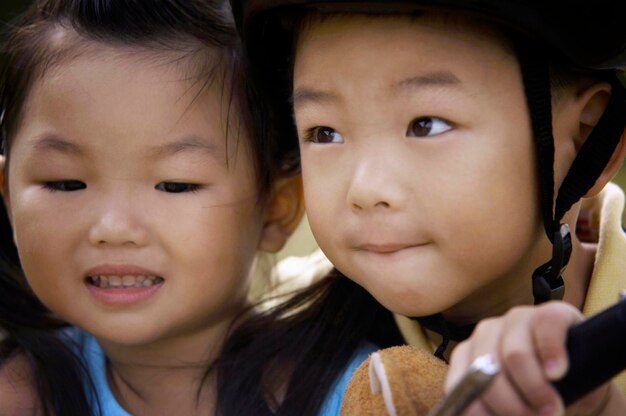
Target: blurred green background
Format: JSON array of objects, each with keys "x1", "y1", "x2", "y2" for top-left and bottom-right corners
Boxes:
[{"x1": 1, "y1": 0, "x2": 626, "y2": 228}]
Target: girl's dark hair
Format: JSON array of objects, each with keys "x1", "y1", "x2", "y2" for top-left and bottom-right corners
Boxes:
[
  {"x1": 216, "y1": 270, "x2": 403, "y2": 415},
  {"x1": 1, "y1": 1, "x2": 400, "y2": 415},
  {"x1": 0, "y1": 0, "x2": 286, "y2": 414},
  {"x1": 214, "y1": 9, "x2": 404, "y2": 416}
]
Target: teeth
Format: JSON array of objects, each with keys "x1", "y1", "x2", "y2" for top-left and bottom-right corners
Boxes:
[{"x1": 89, "y1": 275, "x2": 163, "y2": 289}]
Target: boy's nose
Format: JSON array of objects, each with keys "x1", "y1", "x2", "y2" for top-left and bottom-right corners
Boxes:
[
  {"x1": 88, "y1": 199, "x2": 149, "y2": 247},
  {"x1": 346, "y1": 157, "x2": 406, "y2": 212}
]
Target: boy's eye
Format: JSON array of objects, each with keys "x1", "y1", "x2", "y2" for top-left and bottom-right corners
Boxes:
[
  {"x1": 43, "y1": 180, "x2": 86, "y2": 192},
  {"x1": 304, "y1": 126, "x2": 344, "y2": 144},
  {"x1": 406, "y1": 117, "x2": 452, "y2": 138},
  {"x1": 155, "y1": 182, "x2": 201, "y2": 193}
]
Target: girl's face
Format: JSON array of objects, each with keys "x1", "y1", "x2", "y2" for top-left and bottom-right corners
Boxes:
[
  {"x1": 4, "y1": 47, "x2": 267, "y2": 348},
  {"x1": 293, "y1": 14, "x2": 552, "y2": 322}
]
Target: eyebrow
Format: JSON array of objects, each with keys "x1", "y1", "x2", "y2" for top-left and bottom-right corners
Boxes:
[
  {"x1": 149, "y1": 135, "x2": 220, "y2": 159},
  {"x1": 394, "y1": 71, "x2": 462, "y2": 91},
  {"x1": 32, "y1": 134, "x2": 83, "y2": 156},
  {"x1": 292, "y1": 88, "x2": 340, "y2": 108},
  {"x1": 30, "y1": 134, "x2": 219, "y2": 159},
  {"x1": 292, "y1": 71, "x2": 462, "y2": 108}
]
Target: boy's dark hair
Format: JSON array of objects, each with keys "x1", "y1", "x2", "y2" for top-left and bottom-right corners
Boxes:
[{"x1": 0, "y1": 1, "x2": 401, "y2": 414}]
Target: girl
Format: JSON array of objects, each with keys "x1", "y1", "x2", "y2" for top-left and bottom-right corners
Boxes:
[
  {"x1": 234, "y1": 0, "x2": 626, "y2": 414},
  {"x1": 0, "y1": 0, "x2": 398, "y2": 414}
]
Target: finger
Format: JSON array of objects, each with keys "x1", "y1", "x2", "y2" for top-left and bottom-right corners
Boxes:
[
  {"x1": 464, "y1": 318, "x2": 532, "y2": 415},
  {"x1": 567, "y1": 383, "x2": 611, "y2": 415},
  {"x1": 446, "y1": 340, "x2": 473, "y2": 392},
  {"x1": 475, "y1": 370, "x2": 531, "y2": 415},
  {"x1": 461, "y1": 397, "x2": 496, "y2": 416},
  {"x1": 532, "y1": 302, "x2": 583, "y2": 380},
  {"x1": 446, "y1": 317, "x2": 502, "y2": 392},
  {"x1": 499, "y1": 310, "x2": 563, "y2": 414}
]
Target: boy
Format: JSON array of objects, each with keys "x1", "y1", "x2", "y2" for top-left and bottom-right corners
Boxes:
[{"x1": 234, "y1": 0, "x2": 626, "y2": 413}]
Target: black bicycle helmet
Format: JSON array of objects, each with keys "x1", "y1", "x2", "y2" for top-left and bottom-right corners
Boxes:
[{"x1": 233, "y1": 0, "x2": 626, "y2": 308}]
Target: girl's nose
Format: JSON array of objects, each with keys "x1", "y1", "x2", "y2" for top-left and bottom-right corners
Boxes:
[
  {"x1": 88, "y1": 199, "x2": 149, "y2": 247},
  {"x1": 346, "y1": 156, "x2": 407, "y2": 212}
]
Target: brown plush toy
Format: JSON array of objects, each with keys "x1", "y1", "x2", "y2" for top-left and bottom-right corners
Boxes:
[{"x1": 340, "y1": 346, "x2": 448, "y2": 416}]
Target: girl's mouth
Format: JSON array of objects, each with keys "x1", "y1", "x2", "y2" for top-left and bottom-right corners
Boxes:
[{"x1": 88, "y1": 275, "x2": 164, "y2": 289}]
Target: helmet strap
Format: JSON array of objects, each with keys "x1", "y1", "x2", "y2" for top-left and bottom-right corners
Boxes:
[
  {"x1": 514, "y1": 38, "x2": 568, "y2": 303},
  {"x1": 531, "y1": 224, "x2": 571, "y2": 303},
  {"x1": 411, "y1": 314, "x2": 476, "y2": 362},
  {"x1": 515, "y1": 37, "x2": 626, "y2": 304}
]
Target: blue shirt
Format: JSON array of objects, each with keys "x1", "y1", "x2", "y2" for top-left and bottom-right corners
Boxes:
[
  {"x1": 318, "y1": 342, "x2": 378, "y2": 415},
  {"x1": 69, "y1": 329, "x2": 376, "y2": 415},
  {"x1": 69, "y1": 330, "x2": 131, "y2": 416}
]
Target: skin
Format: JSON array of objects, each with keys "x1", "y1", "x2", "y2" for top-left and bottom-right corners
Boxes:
[
  {"x1": 292, "y1": 13, "x2": 626, "y2": 415},
  {"x1": 447, "y1": 302, "x2": 626, "y2": 415},
  {"x1": 0, "y1": 43, "x2": 300, "y2": 415},
  {"x1": 294, "y1": 14, "x2": 551, "y2": 322}
]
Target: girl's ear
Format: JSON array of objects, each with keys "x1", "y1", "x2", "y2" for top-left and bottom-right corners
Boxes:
[
  {"x1": 573, "y1": 83, "x2": 626, "y2": 197},
  {"x1": 258, "y1": 175, "x2": 305, "y2": 253}
]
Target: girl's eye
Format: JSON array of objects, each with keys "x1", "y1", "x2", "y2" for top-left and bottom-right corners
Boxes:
[
  {"x1": 43, "y1": 180, "x2": 86, "y2": 192},
  {"x1": 155, "y1": 182, "x2": 201, "y2": 193},
  {"x1": 406, "y1": 117, "x2": 453, "y2": 138},
  {"x1": 304, "y1": 126, "x2": 344, "y2": 144}
]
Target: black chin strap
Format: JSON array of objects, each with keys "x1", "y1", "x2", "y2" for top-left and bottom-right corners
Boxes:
[
  {"x1": 526, "y1": 78, "x2": 626, "y2": 304},
  {"x1": 531, "y1": 224, "x2": 571, "y2": 303},
  {"x1": 411, "y1": 315, "x2": 476, "y2": 362},
  {"x1": 515, "y1": 38, "x2": 626, "y2": 304}
]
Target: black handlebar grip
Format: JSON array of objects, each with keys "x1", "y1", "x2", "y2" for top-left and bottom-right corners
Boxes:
[{"x1": 553, "y1": 298, "x2": 626, "y2": 405}]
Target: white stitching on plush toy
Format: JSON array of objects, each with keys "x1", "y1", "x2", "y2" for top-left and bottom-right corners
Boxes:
[{"x1": 369, "y1": 352, "x2": 397, "y2": 416}]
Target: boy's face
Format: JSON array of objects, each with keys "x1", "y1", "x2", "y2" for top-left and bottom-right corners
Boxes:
[
  {"x1": 293, "y1": 14, "x2": 551, "y2": 320},
  {"x1": 4, "y1": 47, "x2": 266, "y2": 350}
]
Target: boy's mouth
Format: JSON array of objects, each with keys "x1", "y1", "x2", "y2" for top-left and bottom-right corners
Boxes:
[{"x1": 88, "y1": 275, "x2": 164, "y2": 289}]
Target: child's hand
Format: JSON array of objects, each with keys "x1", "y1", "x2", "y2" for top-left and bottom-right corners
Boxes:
[{"x1": 445, "y1": 302, "x2": 621, "y2": 415}]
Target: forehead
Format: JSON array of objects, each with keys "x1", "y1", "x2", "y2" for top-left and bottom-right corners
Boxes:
[
  {"x1": 4, "y1": 31, "x2": 232, "y2": 147},
  {"x1": 295, "y1": 11, "x2": 515, "y2": 73},
  {"x1": 40, "y1": 36, "x2": 220, "y2": 88},
  {"x1": 10, "y1": 43, "x2": 239, "y2": 161},
  {"x1": 293, "y1": 12, "x2": 519, "y2": 101}
]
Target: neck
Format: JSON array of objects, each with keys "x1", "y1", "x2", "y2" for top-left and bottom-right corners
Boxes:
[{"x1": 99, "y1": 318, "x2": 236, "y2": 415}]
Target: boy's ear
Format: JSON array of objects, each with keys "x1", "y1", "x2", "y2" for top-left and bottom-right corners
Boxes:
[
  {"x1": 572, "y1": 83, "x2": 626, "y2": 197},
  {"x1": 258, "y1": 175, "x2": 305, "y2": 253}
]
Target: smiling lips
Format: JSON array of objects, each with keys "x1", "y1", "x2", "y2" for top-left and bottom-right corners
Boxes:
[
  {"x1": 358, "y1": 243, "x2": 422, "y2": 254},
  {"x1": 89, "y1": 275, "x2": 163, "y2": 288},
  {"x1": 85, "y1": 265, "x2": 165, "y2": 305}
]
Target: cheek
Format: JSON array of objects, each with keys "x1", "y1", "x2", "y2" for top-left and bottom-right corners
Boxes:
[
  {"x1": 428, "y1": 129, "x2": 540, "y2": 243},
  {"x1": 11, "y1": 199, "x2": 73, "y2": 269},
  {"x1": 301, "y1": 170, "x2": 338, "y2": 244},
  {"x1": 174, "y1": 203, "x2": 263, "y2": 270}
]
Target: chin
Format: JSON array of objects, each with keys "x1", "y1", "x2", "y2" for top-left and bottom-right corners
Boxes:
[
  {"x1": 82, "y1": 321, "x2": 168, "y2": 348},
  {"x1": 371, "y1": 287, "x2": 429, "y2": 317}
]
